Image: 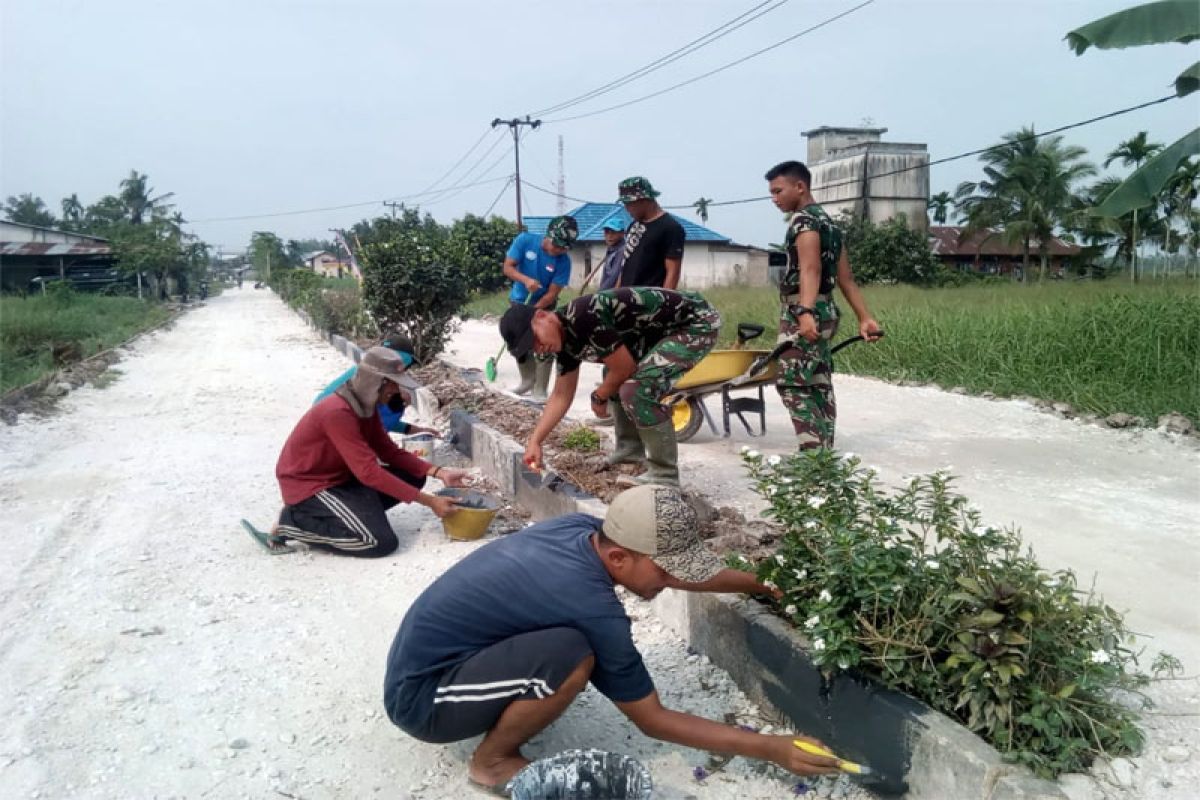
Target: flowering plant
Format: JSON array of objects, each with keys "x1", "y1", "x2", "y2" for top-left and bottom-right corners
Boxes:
[{"x1": 735, "y1": 448, "x2": 1172, "y2": 778}]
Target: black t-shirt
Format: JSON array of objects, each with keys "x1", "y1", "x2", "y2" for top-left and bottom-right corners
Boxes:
[{"x1": 618, "y1": 213, "x2": 685, "y2": 288}]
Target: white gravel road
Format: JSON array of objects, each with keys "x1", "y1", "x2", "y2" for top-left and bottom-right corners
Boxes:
[{"x1": 0, "y1": 290, "x2": 870, "y2": 800}]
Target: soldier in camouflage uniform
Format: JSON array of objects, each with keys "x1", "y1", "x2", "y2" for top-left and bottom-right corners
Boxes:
[
  {"x1": 499, "y1": 288, "x2": 721, "y2": 486},
  {"x1": 764, "y1": 161, "x2": 882, "y2": 450}
]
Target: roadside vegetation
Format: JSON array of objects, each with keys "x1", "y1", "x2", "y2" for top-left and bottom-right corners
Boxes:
[{"x1": 0, "y1": 286, "x2": 170, "y2": 393}]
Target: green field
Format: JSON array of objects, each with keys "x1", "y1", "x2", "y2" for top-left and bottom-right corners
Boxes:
[
  {"x1": 465, "y1": 281, "x2": 1200, "y2": 422},
  {"x1": 1, "y1": 294, "x2": 172, "y2": 393}
]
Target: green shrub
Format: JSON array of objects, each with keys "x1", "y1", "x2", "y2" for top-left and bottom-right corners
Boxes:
[{"x1": 736, "y1": 449, "x2": 1166, "y2": 778}]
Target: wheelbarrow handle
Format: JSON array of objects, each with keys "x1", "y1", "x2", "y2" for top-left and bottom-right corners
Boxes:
[{"x1": 830, "y1": 329, "x2": 885, "y2": 354}]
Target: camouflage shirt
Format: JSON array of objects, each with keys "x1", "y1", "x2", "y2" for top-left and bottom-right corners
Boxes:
[
  {"x1": 555, "y1": 287, "x2": 712, "y2": 375},
  {"x1": 781, "y1": 203, "x2": 841, "y2": 297}
]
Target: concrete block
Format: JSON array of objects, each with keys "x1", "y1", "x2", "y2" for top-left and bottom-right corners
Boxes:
[
  {"x1": 990, "y1": 774, "x2": 1067, "y2": 800},
  {"x1": 907, "y1": 711, "x2": 1008, "y2": 800}
]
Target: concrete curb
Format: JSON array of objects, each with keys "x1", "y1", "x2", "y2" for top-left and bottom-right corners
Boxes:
[
  {"x1": 290, "y1": 312, "x2": 1068, "y2": 800},
  {"x1": 416, "y1": 384, "x2": 1065, "y2": 800}
]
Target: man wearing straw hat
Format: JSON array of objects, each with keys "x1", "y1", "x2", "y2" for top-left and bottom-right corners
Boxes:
[
  {"x1": 250, "y1": 347, "x2": 470, "y2": 557},
  {"x1": 383, "y1": 485, "x2": 837, "y2": 796}
]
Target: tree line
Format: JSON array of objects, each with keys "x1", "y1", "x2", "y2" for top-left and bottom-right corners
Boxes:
[{"x1": 3, "y1": 170, "x2": 209, "y2": 298}]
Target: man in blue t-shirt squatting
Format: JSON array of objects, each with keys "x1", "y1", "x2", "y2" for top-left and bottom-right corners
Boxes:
[
  {"x1": 500, "y1": 215, "x2": 578, "y2": 400},
  {"x1": 384, "y1": 484, "x2": 839, "y2": 795}
]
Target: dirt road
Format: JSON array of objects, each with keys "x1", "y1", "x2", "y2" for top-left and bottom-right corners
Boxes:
[{"x1": 0, "y1": 290, "x2": 862, "y2": 799}]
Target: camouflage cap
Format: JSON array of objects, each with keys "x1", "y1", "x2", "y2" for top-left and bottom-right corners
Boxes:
[
  {"x1": 602, "y1": 485, "x2": 723, "y2": 583},
  {"x1": 546, "y1": 215, "x2": 579, "y2": 249},
  {"x1": 616, "y1": 176, "x2": 661, "y2": 204}
]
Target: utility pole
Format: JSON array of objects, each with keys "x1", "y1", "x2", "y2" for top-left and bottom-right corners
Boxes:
[
  {"x1": 491, "y1": 115, "x2": 541, "y2": 227},
  {"x1": 383, "y1": 201, "x2": 401, "y2": 219}
]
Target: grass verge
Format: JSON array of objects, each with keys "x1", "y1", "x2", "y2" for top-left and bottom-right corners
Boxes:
[
  {"x1": 1, "y1": 294, "x2": 172, "y2": 393},
  {"x1": 465, "y1": 281, "x2": 1199, "y2": 422}
]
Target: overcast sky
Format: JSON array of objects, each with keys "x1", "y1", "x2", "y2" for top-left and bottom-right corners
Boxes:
[{"x1": 2, "y1": 0, "x2": 1197, "y2": 253}]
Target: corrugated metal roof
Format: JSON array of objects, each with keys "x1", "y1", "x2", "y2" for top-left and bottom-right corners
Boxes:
[
  {"x1": 0, "y1": 242, "x2": 113, "y2": 257},
  {"x1": 928, "y1": 226, "x2": 1080, "y2": 258},
  {"x1": 522, "y1": 204, "x2": 730, "y2": 243}
]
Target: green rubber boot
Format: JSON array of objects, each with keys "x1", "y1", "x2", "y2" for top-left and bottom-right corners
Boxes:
[
  {"x1": 531, "y1": 359, "x2": 554, "y2": 401},
  {"x1": 511, "y1": 358, "x2": 536, "y2": 396},
  {"x1": 633, "y1": 420, "x2": 680, "y2": 487},
  {"x1": 605, "y1": 401, "x2": 645, "y2": 465}
]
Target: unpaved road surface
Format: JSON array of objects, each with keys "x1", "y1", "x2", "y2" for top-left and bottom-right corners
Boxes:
[{"x1": 0, "y1": 290, "x2": 869, "y2": 800}]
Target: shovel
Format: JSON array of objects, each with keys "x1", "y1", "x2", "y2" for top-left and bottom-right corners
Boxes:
[
  {"x1": 731, "y1": 331, "x2": 885, "y2": 387},
  {"x1": 484, "y1": 293, "x2": 538, "y2": 382}
]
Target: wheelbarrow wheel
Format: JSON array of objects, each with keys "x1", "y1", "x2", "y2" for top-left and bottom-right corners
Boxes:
[{"x1": 671, "y1": 397, "x2": 705, "y2": 443}]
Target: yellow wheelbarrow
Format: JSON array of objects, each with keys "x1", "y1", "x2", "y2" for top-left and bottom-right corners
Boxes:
[{"x1": 664, "y1": 324, "x2": 881, "y2": 443}]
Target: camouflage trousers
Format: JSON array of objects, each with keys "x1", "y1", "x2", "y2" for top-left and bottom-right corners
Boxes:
[
  {"x1": 618, "y1": 305, "x2": 721, "y2": 427},
  {"x1": 775, "y1": 294, "x2": 840, "y2": 449}
]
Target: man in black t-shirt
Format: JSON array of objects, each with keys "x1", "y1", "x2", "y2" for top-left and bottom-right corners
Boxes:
[{"x1": 615, "y1": 176, "x2": 685, "y2": 290}]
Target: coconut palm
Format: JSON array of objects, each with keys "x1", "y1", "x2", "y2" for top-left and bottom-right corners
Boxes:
[
  {"x1": 1104, "y1": 132, "x2": 1164, "y2": 280},
  {"x1": 60, "y1": 194, "x2": 85, "y2": 229},
  {"x1": 1161, "y1": 157, "x2": 1200, "y2": 259},
  {"x1": 693, "y1": 197, "x2": 712, "y2": 224},
  {"x1": 119, "y1": 170, "x2": 175, "y2": 225},
  {"x1": 927, "y1": 191, "x2": 954, "y2": 224},
  {"x1": 956, "y1": 127, "x2": 1097, "y2": 281}
]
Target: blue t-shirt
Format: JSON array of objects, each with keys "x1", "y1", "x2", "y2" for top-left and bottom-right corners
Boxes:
[
  {"x1": 384, "y1": 514, "x2": 654, "y2": 728},
  {"x1": 506, "y1": 232, "x2": 571, "y2": 304},
  {"x1": 314, "y1": 366, "x2": 408, "y2": 433}
]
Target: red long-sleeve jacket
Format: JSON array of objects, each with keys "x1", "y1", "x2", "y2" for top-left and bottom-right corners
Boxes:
[{"x1": 276, "y1": 394, "x2": 430, "y2": 506}]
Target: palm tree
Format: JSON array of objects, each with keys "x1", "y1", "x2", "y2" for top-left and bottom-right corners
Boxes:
[
  {"x1": 1161, "y1": 157, "x2": 1199, "y2": 264},
  {"x1": 927, "y1": 191, "x2": 954, "y2": 224},
  {"x1": 1104, "y1": 132, "x2": 1164, "y2": 281},
  {"x1": 60, "y1": 194, "x2": 85, "y2": 230},
  {"x1": 119, "y1": 170, "x2": 175, "y2": 225},
  {"x1": 3, "y1": 193, "x2": 57, "y2": 227},
  {"x1": 956, "y1": 127, "x2": 1096, "y2": 281},
  {"x1": 693, "y1": 197, "x2": 712, "y2": 224}
]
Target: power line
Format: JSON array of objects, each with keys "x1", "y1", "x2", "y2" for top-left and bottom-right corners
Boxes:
[
  {"x1": 419, "y1": 132, "x2": 511, "y2": 205},
  {"x1": 190, "y1": 174, "x2": 514, "y2": 223},
  {"x1": 482, "y1": 176, "x2": 515, "y2": 217},
  {"x1": 543, "y1": 0, "x2": 876, "y2": 124},
  {"x1": 529, "y1": 0, "x2": 789, "y2": 118},
  {"x1": 520, "y1": 93, "x2": 1183, "y2": 211},
  {"x1": 416, "y1": 127, "x2": 499, "y2": 196},
  {"x1": 421, "y1": 143, "x2": 515, "y2": 208}
]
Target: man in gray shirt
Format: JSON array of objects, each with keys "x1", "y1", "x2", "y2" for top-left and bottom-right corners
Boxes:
[{"x1": 597, "y1": 218, "x2": 627, "y2": 291}]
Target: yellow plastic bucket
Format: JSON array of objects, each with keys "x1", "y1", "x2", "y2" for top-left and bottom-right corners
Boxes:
[{"x1": 437, "y1": 488, "x2": 501, "y2": 541}]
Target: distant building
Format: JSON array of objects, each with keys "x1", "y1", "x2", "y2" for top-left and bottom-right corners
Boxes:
[
  {"x1": 524, "y1": 203, "x2": 772, "y2": 289},
  {"x1": 803, "y1": 126, "x2": 930, "y2": 232},
  {"x1": 0, "y1": 220, "x2": 113, "y2": 292},
  {"x1": 302, "y1": 250, "x2": 347, "y2": 278},
  {"x1": 929, "y1": 226, "x2": 1081, "y2": 277}
]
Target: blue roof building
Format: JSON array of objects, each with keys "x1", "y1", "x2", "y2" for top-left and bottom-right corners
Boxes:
[{"x1": 520, "y1": 203, "x2": 769, "y2": 290}]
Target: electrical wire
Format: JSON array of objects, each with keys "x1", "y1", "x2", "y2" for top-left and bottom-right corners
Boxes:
[
  {"x1": 482, "y1": 176, "x2": 515, "y2": 217},
  {"x1": 528, "y1": 0, "x2": 789, "y2": 118},
  {"x1": 421, "y1": 143, "x2": 515, "y2": 208},
  {"x1": 519, "y1": 93, "x2": 1183, "y2": 211},
  {"x1": 419, "y1": 133, "x2": 511, "y2": 205},
  {"x1": 543, "y1": 1, "x2": 876, "y2": 124},
  {"x1": 416, "y1": 127, "x2": 499, "y2": 196}
]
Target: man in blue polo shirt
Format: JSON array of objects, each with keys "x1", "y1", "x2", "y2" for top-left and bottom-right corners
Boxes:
[
  {"x1": 501, "y1": 215, "x2": 577, "y2": 400},
  {"x1": 313, "y1": 333, "x2": 438, "y2": 437},
  {"x1": 383, "y1": 485, "x2": 838, "y2": 796}
]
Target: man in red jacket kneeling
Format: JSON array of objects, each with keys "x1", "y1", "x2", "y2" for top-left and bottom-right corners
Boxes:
[{"x1": 270, "y1": 346, "x2": 468, "y2": 557}]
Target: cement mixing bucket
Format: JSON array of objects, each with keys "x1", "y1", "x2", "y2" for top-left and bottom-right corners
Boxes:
[
  {"x1": 509, "y1": 749, "x2": 652, "y2": 800},
  {"x1": 435, "y1": 488, "x2": 501, "y2": 541},
  {"x1": 400, "y1": 433, "x2": 437, "y2": 459}
]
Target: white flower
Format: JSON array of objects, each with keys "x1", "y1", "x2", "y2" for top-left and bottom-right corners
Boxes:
[
  {"x1": 1090, "y1": 649, "x2": 1111, "y2": 665},
  {"x1": 736, "y1": 555, "x2": 749, "y2": 564},
  {"x1": 867, "y1": 465, "x2": 881, "y2": 475},
  {"x1": 767, "y1": 454, "x2": 782, "y2": 467},
  {"x1": 765, "y1": 485, "x2": 777, "y2": 496},
  {"x1": 837, "y1": 660, "x2": 849, "y2": 670},
  {"x1": 891, "y1": 584, "x2": 903, "y2": 593},
  {"x1": 818, "y1": 589, "x2": 833, "y2": 603},
  {"x1": 747, "y1": 449, "x2": 761, "y2": 459},
  {"x1": 784, "y1": 604, "x2": 797, "y2": 615},
  {"x1": 924, "y1": 559, "x2": 940, "y2": 569},
  {"x1": 804, "y1": 615, "x2": 820, "y2": 629},
  {"x1": 793, "y1": 569, "x2": 808, "y2": 581},
  {"x1": 803, "y1": 520, "x2": 818, "y2": 530},
  {"x1": 740, "y1": 445, "x2": 751, "y2": 454},
  {"x1": 812, "y1": 638, "x2": 826, "y2": 651},
  {"x1": 841, "y1": 452, "x2": 857, "y2": 461},
  {"x1": 780, "y1": 477, "x2": 793, "y2": 484},
  {"x1": 882, "y1": 540, "x2": 896, "y2": 550},
  {"x1": 808, "y1": 496, "x2": 826, "y2": 509},
  {"x1": 763, "y1": 580, "x2": 777, "y2": 591},
  {"x1": 774, "y1": 554, "x2": 787, "y2": 566}
]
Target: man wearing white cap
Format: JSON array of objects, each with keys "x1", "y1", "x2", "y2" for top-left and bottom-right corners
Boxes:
[{"x1": 383, "y1": 485, "x2": 837, "y2": 796}]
